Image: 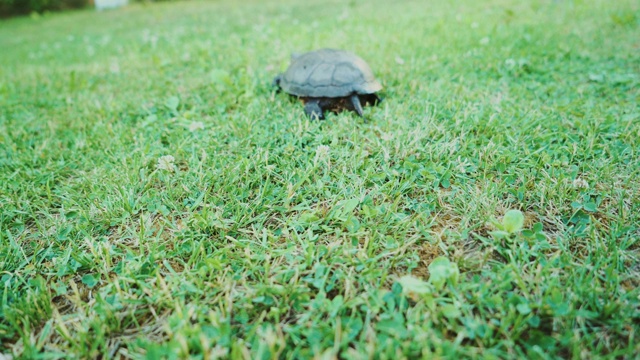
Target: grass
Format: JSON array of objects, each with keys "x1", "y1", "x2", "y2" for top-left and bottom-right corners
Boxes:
[{"x1": 1, "y1": 0, "x2": 639, "y2": 358}]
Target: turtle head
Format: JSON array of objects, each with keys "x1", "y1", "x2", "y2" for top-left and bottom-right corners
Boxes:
[{"x1": 272, "y1": 74, "x2": 282, "y2": 91}]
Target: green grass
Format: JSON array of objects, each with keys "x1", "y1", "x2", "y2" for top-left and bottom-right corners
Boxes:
[{"x1": 1, "y1": 0, "x2": 639, "y2": 358}]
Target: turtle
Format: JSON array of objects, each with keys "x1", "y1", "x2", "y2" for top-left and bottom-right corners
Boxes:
[{"x1": 273, "y1": 48, "x2": 383, "y2": 120}]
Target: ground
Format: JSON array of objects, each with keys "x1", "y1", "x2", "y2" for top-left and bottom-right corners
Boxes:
[{"x1": 0, "y1": 0, "x2": 639, "y2": 358}]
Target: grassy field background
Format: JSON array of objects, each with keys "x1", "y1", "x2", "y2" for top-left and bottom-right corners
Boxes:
[{"x1": 1, "y1": 0, "x2": 639, "y2": 358}]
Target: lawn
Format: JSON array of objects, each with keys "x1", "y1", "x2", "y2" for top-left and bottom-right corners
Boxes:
[{"x1": 1, "y1": 0, "x2": 639, "y2": 358}]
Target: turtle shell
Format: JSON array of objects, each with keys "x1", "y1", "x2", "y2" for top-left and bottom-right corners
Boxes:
[{"x1": 278, "y1": 48, "x2": 382, "y2": 98}]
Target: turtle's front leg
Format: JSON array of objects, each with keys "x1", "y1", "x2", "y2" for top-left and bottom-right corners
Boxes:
[
  {"x1": 304, "y1": 99, "x2": 325, "y2": 120},
  {"x1": 349, "y1": 94, "x2": 364, "y2": 117}
]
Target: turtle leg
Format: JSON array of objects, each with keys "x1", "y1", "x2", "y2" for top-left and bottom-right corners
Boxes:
[
  {"x1": 350, "y1": 94, "x2": 364, "y2": 117},
  {"x1": 304, "y1": 99, "x2": 325, "y2": 120}
]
